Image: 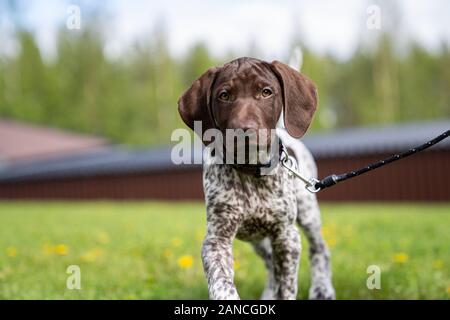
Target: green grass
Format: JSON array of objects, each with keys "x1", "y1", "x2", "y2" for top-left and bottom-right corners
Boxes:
[{"x1": 0, "y1": 202, "x2": 448, "y2": 300}]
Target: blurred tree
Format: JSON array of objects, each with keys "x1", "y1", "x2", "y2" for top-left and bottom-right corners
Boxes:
[
  {"x1": 372, "y1": 33, "x2": 400, "y2": 124},
  {"x1": 9, "y1": 31, "x2": 55, "y2": 122},
  {"x1": 399, "y1": 42, "x2": 446, "y2": 121},
  {"x1": 0, "y1": 20, "x2": 448, "y2": 146},
  {"x1": 181, "y1": 43, "x2": 216, "y2": 87}
]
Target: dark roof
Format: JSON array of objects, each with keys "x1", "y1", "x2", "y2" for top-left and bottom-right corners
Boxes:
[
  {"x1": 303, "y1": 120, "x2": 450, "y2": 157},
  {"x1": 0, "y1": 145, "x2": 201, "y2": 183},
  {"x1": 0, "y1": 120, "x2": 448, "y2": 183}
]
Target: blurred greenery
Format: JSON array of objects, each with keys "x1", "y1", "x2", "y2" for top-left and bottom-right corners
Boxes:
[
  {"x1": 0, "y1": 22, "x2": 449, "y2": 146},
  {"x1": 0, "y1": 202, "x2": 448, "y2": 299}
]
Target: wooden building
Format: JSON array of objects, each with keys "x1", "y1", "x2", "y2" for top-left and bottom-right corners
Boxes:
[{"x1": 0, "y1": 120, "x2": 448, "y2": 202}]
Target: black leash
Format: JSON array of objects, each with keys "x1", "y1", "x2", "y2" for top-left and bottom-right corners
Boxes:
[{"x1": 281, "y1": 129, "x2": 450, "y2": 193}]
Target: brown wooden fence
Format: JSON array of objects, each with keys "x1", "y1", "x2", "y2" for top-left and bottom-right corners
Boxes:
[{"x1": 0, "y1": 150, "x2": 448, "y2": 202}]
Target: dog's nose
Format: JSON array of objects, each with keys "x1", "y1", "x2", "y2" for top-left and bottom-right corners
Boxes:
[
  {"x1": 230, "y1": 119, "x2": 259, "y2": 132},
  {"x1": 242, "y1": 125, "x2": 258, "y2": 133}
]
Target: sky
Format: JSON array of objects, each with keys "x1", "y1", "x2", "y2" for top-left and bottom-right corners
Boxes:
[{"x1": 1, "y1": 0, "x2": 450, "y2": 61}]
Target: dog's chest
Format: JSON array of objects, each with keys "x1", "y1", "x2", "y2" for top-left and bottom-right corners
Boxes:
[
  {"x1": 203, "y1": 163, "x2": 297, "y2": 241},
  {"x1": 235, "y1": 170, "x2": 297, "y2": 240}
]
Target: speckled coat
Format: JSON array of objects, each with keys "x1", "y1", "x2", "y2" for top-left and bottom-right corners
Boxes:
[{"x1": 201, "y1": 128, "x2": 335, "y2": 300}]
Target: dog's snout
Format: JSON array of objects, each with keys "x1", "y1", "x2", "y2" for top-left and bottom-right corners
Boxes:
[
  {"x1": 241, "y1": 120, "x2": 259, "y2": 132},
  {"x1": 228, "y1": 119, "x2": 259, "y2": 132}
]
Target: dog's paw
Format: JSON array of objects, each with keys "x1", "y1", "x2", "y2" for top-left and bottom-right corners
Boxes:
[{"x1": 309, "y1": 284, "x2": 336, "y2": 300}]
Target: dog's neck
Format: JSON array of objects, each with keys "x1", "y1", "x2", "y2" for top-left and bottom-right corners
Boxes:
[{"x1": 229, "y1": 138, "x2": 285, "y2": 177}]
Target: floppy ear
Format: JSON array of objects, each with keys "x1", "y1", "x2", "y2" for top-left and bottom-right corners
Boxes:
[
  {"x1": 178, "y1": 67, "x2": 220, "y2": 142},
  {"x1": 270, "y1": 60, "x2": 318, "y2": 138}
]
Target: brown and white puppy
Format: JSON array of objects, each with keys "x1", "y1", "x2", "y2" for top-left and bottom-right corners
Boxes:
[
  {"x1": 178, "y1": 57, "x2": 334, "y2": 300},
  {"x1": 179, "y1": 58, "x2": 317, "y2": 164}
]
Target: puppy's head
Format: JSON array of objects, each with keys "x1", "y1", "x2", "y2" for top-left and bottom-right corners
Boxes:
[{"x1": 178, "y1": 57, "x2": 318, "y2": 160}]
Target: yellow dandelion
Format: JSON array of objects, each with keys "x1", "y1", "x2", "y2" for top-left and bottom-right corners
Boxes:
[
  {"x1": 321, "y1": 226, "x2": 330, "y2": 238},
  {"x1": 171, "y1": 238, "x2": 182, "y2": 247},
  {"x1": 80, "y1": 248, "x2": 103, "y2": 263},
  {"x1": 322, "y1": 222, "x2": 336, "y2": 235},
  {"x1": 322, "y1": 226, "x2": 336, "y2": 247},
  {"x1": 97, "y1": 231, "x2": 110, "y2": 244},
  {"x1": 54, "y1": 244, "x2": 69, "y2": 256},
  {"x1": 432, "y1": 260, "x2": 444, "y2": 270},
  {"x1": 327, "y1": 237, "x2": 337, "y2": 248},
  {"x1": 178, "y1": 255, "x2": 193, "y2": 269},
  {"x1": 6, "y1": 246, "x2": 17, "y2": 257},
  {"x1": 393, "y1": 252, "x2": 409, "y2": 264},
  {"x1": 322, "y1": 223, "x2": 337, "y2": 241}
]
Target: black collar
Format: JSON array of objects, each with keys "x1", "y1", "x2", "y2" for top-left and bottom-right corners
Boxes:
[{"x1": 230, "y1": 138, "x2": 284, "y2": 177}]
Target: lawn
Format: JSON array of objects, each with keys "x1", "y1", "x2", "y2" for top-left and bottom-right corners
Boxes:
[{"x1": 0, "y1": 202, "x2": 448, "y2": 300}]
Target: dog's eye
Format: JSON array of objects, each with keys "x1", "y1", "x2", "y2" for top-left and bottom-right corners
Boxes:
[
  {"x1": 218, "y1": 90, "x2": 230, "y2": 101},
  {"x1": 261, "y1": 88, "x2": 273, "y2": 98}
]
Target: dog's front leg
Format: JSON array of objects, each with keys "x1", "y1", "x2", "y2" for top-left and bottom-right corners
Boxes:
[
  {"x1": 202, "y1": 235, "x2": 239, "y2": 300},
  {"x1": 271, "y1": 226, "x2": 301, "y2": 300}
]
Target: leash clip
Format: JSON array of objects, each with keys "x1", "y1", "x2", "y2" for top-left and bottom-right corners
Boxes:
[
  {"x1": 305, "y1": 177, "x2": 321, "y2": 193},
  {"x1": 280, "y1": 149, "x2": 321, "y2": 193}
]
